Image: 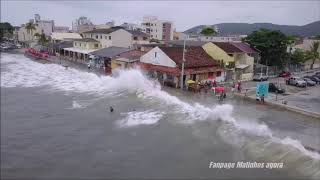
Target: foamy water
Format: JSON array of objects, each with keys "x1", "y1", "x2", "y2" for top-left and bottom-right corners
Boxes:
[{"x1": 1, "y1": 53, "x2": 320, "y2": 177}]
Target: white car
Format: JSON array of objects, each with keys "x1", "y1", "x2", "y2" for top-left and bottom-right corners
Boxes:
[
  {"x1": 253, "y1": 73, "x2": 269, "y2": 81},
  {"x1": 287, "y1": 77, "x2": 307, "y2": 87}
]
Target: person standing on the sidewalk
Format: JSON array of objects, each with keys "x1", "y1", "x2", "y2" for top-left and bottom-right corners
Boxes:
[
  {"x1": 237, "y1": 81, "x2": 241, "y2": 92},
  {"x1": 88, "y1": 63, "x2": 91, "y2": 70},
  {"x1": 261, "y1": 94, "x2": 265, "y2": 104}
]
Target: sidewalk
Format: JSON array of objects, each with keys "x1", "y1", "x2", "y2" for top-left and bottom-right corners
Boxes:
[{"x1": 234, "y1": 88, "x2": 320, "y2": 119}]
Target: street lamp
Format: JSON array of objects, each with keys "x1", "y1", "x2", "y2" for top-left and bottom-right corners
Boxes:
[{"x1": 180, "y1": 36, "x2": 187, "y2": 90}]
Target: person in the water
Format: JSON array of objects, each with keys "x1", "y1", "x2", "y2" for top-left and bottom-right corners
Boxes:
[{"x1": 110, "y1": 106, "x2": 114, "y2": 112}]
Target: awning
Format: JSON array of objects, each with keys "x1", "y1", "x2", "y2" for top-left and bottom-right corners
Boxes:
[
  {"x1": 236, "y1": 64, "x2": 250, "y2": 69},
  {"x1": 63, "y1": 47, "x2": 97, "y2": 54}
]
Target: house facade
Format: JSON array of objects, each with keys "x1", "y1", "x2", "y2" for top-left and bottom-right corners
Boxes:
[
  {"x1": 111, "y1": 50, "x2": 145, "y2": 74},
  {"x1": 50, "y1": 32, "x2": 82, "y2": 43},
  {"x1": 82, "y1": 27, "x2": 149, "y2": 48},
  {"x1": 139, "y1": 47, "x2": 222, "y2": 88},
  {"x1": 203, "y1": 42, "x2": 258, "y2": 81}
]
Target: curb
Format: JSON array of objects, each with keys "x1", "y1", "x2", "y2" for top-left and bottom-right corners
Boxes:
[{"x1": 234, "y1": 93, "x2": 320, "y2": 119}]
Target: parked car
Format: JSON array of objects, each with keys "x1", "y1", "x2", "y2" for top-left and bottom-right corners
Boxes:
[
  {"x1": 287, "y1": 77, "x2": 307, "y2": 87},
  {"x1": 279, "y1": 71, "x2": 291, "y2": 77},
  {"x1": 303, "y1": 78, "x2": 316, "y2": 86},
  {"x1": 310, "y1": 76, "x2": 320, "y2": 84},
  {"x1": 253, "y1": 73, "x2": 269, "y2": 81},
  {"x1": 269, "y1": 83, "x2": 285, "y2": 93}
]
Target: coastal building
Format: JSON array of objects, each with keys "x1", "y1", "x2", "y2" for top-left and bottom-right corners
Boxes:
[
  {"x1": 111, "y1": 50, "x2": 145, "y2": 74},
  {"x1": 62, "y1": 38, "x2": 101, "y2": 64},
  {"x1": 50, "y1": 32, "x2": 82, "y2": 43},
  {"x1": 203, "y1": 42, "x2": 258, "y2": 81},
  {"x1": 53, "y1": 26, "x2": 70, "y2": 33},
  {"x1": 33, "y1": 14, "x2": 54, "y2": 36},
  {"x1": 72, "y1": 16, "x2": 94, "y2": 33},
  {"x1": 89, "y1": 47, "x2": 131, "y2": 74},
  {"x1": 167, "y1": 40, "x2": 259, "y2": 81},
  {"x1": 95, "y1": 21, "x2": 115, "y2": 29},
  {"x1": 141, "y1": 16, "x2": 174, "y2": 42},
  {"x1": 120, "y1": 22, "x2": 144, "y2": 31},
  {"x1": 139, "y1": 46, "x2": 222, "y2": 88},
  {"x1": 82, "y1": 27, "x2": 149, "y2": 48}
]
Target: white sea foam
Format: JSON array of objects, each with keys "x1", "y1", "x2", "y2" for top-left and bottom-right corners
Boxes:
[
  {"x1": 116, "y1": 110, "x2": 164, "y2": 128},
  {"x1": 1, "y1": 53, "x2": 319, "y2": 160}
]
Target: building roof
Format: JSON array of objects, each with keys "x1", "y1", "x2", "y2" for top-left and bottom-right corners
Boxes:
[
  {"x1": 167, "y1": 40, "x2": 207, "y2": 47},
  {"x1": 82, "y1": 26, "x2": 124, "y2": 34},
  {"x1": 51, "y1": 32, "x2": 82, "y2": 40},
  {"x1": 127, "y1": 30, "x2": 149, "y2": 37},
  {"x1": 89, "y1": 46, "x2": 131, "y2": 58},
  {"x1": 118, "y1": 50, "x2": 146, "y2": 60},
  {"x1": 63, "y1": 47, "x2": 98, "y2": 54},
  {"x1": 212, "y1": 42, "x2": 259, "y2": 54},
  {"x1": 74, "y1": 38, "x2": 98, "y2": 42},
  {"x1": 52, "y1": 41, "x2": 74, "y2": 49},
  {"x1": 211, "y1": 42, "x2": 243, "y2": 53},
  {"x1": 230, "y1": 42, "x2": 259, "y2": 54},
  {"x1": 159, "y1": 47, "x2": 218, "y2": 68}
]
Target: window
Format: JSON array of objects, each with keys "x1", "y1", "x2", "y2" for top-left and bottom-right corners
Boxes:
[
  {"x1": 79, "y1": 43, "x2": 81, "y2": 47},
  {"x1": 94, "y1": 43, "x2": 99, "y2": 48},
  {"x1": 91, "y1": 34, "x2": 93, "y2": 38},
  {"x1": 100, "y1": 35, "x2": 102, "y2": 39},
  {"x1": 105, "y1": 36, "x2": 108, "y2": 39},
  {"x1": 96, "y1": 35, "x2": 98, "y2": 39},
  {"x1": 133, "y1": 36, "x2": 138, "y2": 40},
  {"x1": 75, "y1": 42, "x2": 77, "y2": 46},
  {"x1": 109, "y1": 36, "x2": 111, "y2": 40},
  {"x1": 216, "y1": 71, "x2": 221, "y2": 77},
  {"x1": 143, "y1": 37, "x2": 147, "y2": 40},
  {"x1": 154, "y1": 52, "x2": 157, "y2": 58}
]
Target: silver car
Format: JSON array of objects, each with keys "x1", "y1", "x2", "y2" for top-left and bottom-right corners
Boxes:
[
  {"x1": 253, "y1": 73, "x2": 269, "y2": 81},
  {"x1": 288, "y1": 77, "x2": 307, "y2": 87},
  {"x1": 303, "y1": 78, "x2": 316, "y2": 86}
]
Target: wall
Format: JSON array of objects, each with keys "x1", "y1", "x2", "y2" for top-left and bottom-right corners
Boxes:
[
  {"x1": 202, "y1": 42, "x2": 234, "y2": 63},
  {"x1": 140, "y1": 47, "x2": 176, "y2": 67},
  {"x1": 73, "y1": 41, "x2": 100, "y2": 49},
  {"x1": 110, "y1": 29, "x2": 132, "y2": 48}
]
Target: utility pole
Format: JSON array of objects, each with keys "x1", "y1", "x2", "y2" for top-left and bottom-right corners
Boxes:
[{"x1": 180, "y1": 37, "x2": 186, "y2": 90}]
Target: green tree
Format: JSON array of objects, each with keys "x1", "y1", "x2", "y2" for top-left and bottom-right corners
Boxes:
[
  {"x1": 305, "y1": 41, "x2": 320, "y2": 69},
  {"x1": 38, "y1": 33, "x2": 48, "y2": 45},
  {"x1": 200, "y1": 27, "x2": 217, "y2": 36},
  {"x1": 243, "y1": 28, "x2": 291, "y2": 68},
  {"x1": 0, "y1": 22, "x2": 13, "y2": 41},
  {"x1": 25, "y1": 22, "x2": 36, "y2": 40},
  {"x1": 290, "y1": 49, "x2": 307, "y2": 64}
]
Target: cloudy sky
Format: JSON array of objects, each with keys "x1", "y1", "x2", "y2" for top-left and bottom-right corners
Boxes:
[{"x1": 1, "y1": 0, "x2": 319, "y2": 31}]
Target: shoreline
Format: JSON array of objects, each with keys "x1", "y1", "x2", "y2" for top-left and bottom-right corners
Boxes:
[{"x1": 4, "y1": 50, "x2": 320, "y2": 119}]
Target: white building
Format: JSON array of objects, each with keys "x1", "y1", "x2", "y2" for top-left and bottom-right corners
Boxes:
[
  {"x1": 72, "y1": 16, "x2": 94, "y2": 32},
  {"x1": 50, "y1": 32, "x2": 82, "y2": 43},
  {"x1": 54, "y1": 26, "x2": 70, "y2": 33},
  {"x1": 141, "y1": 16, "x2": 174, "y2": 42},
  {"x1": 82, "y1": 27, "x2": 149, "y2": 48},
  {"x1": 120, "y1": 22, "x2": 144, "y2": 31}
]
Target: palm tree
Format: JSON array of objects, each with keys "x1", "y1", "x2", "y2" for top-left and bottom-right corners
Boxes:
[
  {"x1": 25, "y1": 22, "x2": 36, "y2": 40},
  {"x1": 306, "y1": 41, "x2": 320, "y2": 69}
]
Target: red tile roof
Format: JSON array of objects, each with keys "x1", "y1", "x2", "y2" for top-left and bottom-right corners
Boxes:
[
  {"x1": 159, "y1": 47, "x2": 219, "y2": 68},
  {"x1": 231, "y1": 42, "x2": 259, "y2": 53},
  {"x1": 118, "y1": 50, "x2": 146, "y2": 59},
  {"x1": 213, "y1": 42, "x2": 258, "y2": 54},
  {"x1": 212, "y1": 42, "x2": 243, "y2": 53}
]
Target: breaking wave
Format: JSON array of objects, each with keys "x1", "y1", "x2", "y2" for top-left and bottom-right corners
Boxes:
[{"x1": 1, "y1": 53, "x2": 320, "y2": 177}]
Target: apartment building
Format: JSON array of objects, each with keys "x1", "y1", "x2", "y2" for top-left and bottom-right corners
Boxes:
[
  {"x1": 141, "y1": 16, "x2": 174, "y2": 42},
  {"x1": 82, "y1": 27, "x2": 149, "y2": 48}
]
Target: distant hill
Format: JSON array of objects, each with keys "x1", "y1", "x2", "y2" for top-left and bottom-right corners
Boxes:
[{"x1": 184, "y1": 21, "x2": 320, "y2": 37}]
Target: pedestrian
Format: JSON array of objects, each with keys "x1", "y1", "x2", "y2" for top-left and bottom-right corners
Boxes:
[
  {"x1": 88, "y1": 63, "x2": 91, "y2": 70},
  {"x1": 237, "y1": 81, "x2": 241, "y2": 92},
  {"x1": 261, "y1": 94, "x2": 265, "y2": 104},
  {"x1": 223, "y1": 92, "x2": 226, "y2": 99}
]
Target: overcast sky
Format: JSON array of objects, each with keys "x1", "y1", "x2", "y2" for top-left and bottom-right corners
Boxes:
[{"x1": 1, "y1": 0, "x2": 319, "y2": 31}]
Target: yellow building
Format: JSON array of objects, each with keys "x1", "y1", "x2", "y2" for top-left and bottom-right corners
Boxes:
[
  {"x1": 62, "y1": 38, "x2": 101, "y2": 63},
  {"x1": 202, "y1": 42, "x2": 258, "y2": 81}
]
